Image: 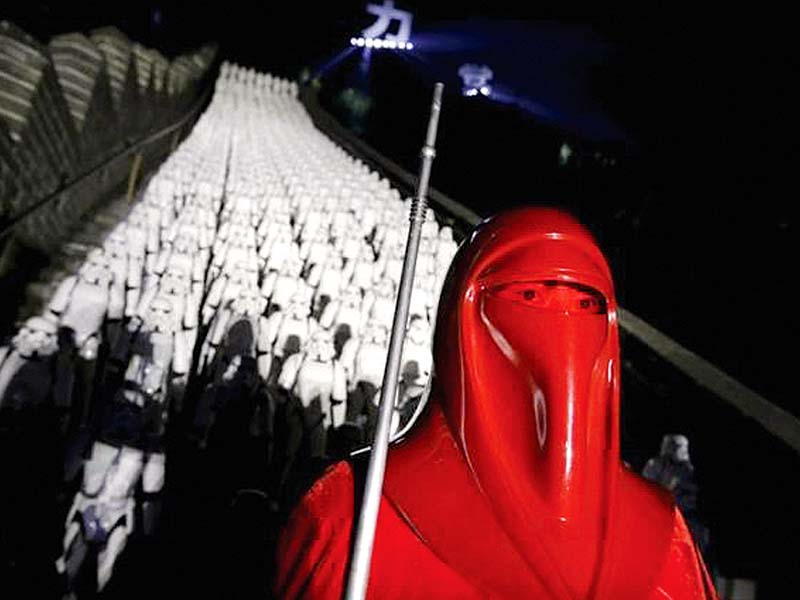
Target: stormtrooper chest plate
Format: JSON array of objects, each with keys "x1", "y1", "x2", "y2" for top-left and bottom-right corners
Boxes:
[
  {"x1": 276, "y1": 317, "x2": 308, "y2": 356},
  {"x1": 356, "y1": 343, "x2": 388, "y2": 387},
  {"x1": 62, "y1": 282, "x2": 109, "y2": 339},
  {"x1": 273, "y1": 276, "x2": 299, "y2": 308},
  {"x1": 318, "y1": 268, "x2": 342, "y2": 297},
  {"x1": 353, "y1": 261, "x2": 374, "y2": 289},
  {"x1": 296, "y1": 360, "x2": 335, "y2": 406},
  {"x1": 371, "y1": 297, "x2": 395, "y2": 327},
  {"x1": 337, "y1": 305, "x2": 362, "y2": 332}
]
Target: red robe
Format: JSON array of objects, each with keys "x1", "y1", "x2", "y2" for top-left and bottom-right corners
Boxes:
[{"x1": 275, "y1": 208, "x2": 718, "y2": 599}]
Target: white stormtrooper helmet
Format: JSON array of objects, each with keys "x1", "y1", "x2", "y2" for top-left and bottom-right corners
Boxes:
[
  {"x1": 12, "y1": 316, "x2": 59, "y2": 358},
  {"x1": 145, "y1": 295, "x2": 177, "y2": 333},
  {"x1": 229, "y1": 261, "x2": 258, "y2": 288},
  {"x1": 288, "y1": 294, "x2": 311, "y2": 319},
  {"x1": 660, "y1": 434, "x2": 691, "y2": 463},
  {"x1": 308, "y1": 330, "x2": 335, "y2": 362},
  {"x1": 364, "y1": 322, "x2": 389, "y2": 346},
  {"x1": 103, "y1": 227, "x2": 128, "y2": 258},
  {"x1": 79, "y1": 249, "x2": 111, "y2": 285},
  {"x1": 231, "y1": 286, "x2": 267, "y2": 317},
  {"x1": 160, "y1": 264, "x2": 190, "y2": 296},
  {"x1": 342, "y1": 286, "x2": 362, "y2": 309},
  {"x1": 281, "y1": 253, "x2": 304, "y2": 278}
]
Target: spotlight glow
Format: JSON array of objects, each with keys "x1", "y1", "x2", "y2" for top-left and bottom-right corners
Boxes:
[
  {"x1": 406, "y1": 42, "x2": 414, "y2": 50},
  {"x1": 365, "y1": 38, "x2": 374, "y2": 47},
  {"x1": 374, "y1": 39, "x2": 383, "y2": 48}
]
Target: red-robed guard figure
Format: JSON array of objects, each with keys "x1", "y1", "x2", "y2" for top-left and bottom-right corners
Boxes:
[{"x1": 274, "y1": 208, "x2": 717, "y2": 599}]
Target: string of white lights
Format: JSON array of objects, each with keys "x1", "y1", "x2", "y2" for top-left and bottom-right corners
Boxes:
[{"x1": 349, "y1": 37, "x2": 414, "y2": 50}]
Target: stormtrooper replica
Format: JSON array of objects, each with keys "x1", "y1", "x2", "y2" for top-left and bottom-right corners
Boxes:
[
  {"x1": 642, "y1": 434, "x2": 710, "y2": 557},
  {"x1": 420, "y1": 208, "x2": 440, "y2": 243},
  {"x1": 374, "y1": 240, "x2": 406, "y2": 287},
  {"x1": 194, "y1": 291, "x2": 266, "y2": 449},
  {"x1": 435, "y1": 225, "x2": 458, "y2": 275},
  {"x1": 408, "y1": 272, "x2": 437, "y2": 323},
  {"x1": 123, "y1": 212, "x2": 148, "y2": 320},
  {"x1": 256, "y1": 210, "x2": 291, "y2": 250},
  {"x1": 296, "y1": 206, "x2": 326, "y2": 244},
  {"x1": 265, "y1": 293, "x2": 318, "y2": 361},
  {"x1": 363, "y1": 277, "x2": 397, "y2": 330},
  {"x1": 372, "y1": 208, "x2": 409, "y2": 256},
  {"x1": 0, "y1": 316, "x2": 59, "y2": 410},
  {"x1": 341, "y1": 240, "x2": 376, "y2": 294},
  {"x1": 201, "y1": 260, "x2": 259, "y2": 327},
  {"x1": 129, "y1": 287, "x2": 192, "y2": 415},
  {"x1": 131, "y1": 295, "x2": 183, "y2": 387},
  {"x1": 319, "y1": 285, "x2": 366, "y2": 350},
  {"x1": 339, "y1": 320, "x2": 398, "y2": 436},
  {"x1": 56, "y1": 440, "x2": 164, "y2": 594},
  {"x1": 415, "y1": 236, "x2": 437, "y2": 277},
  {"x1": 308, "y1": 252, "x2": 345, "y2": 318},
  {"x1": 299, "y1": 228, "x2": 332, "y2": 274},
  {"x1": 48, "y1": 248, "x2": 112, "y2": 361},
  {"x1": 397, "y1": 316, "x2": 433, "y2": 423},
  {"x1": 260, "y1": 252, "x2": 305, "y2": 313},
  {"x1": 47, "y1": 249, "x2": 113, "y2": 425},
  {"x1": 57, "y1": 320, "x2": 169, "y2": 595},
  {"x1": 198, "y1": 287, "x2": 270, "y2": 382},
  {"x1": 329, "y1": 209, "x2": 356, "y2": 249},
  {"x1": 400, "y1": 316, "x2": 432, "y2": 388},
  {"x1": 261, "y1": 225, "x2": 299, "y2": 276},
  {"x1": 208, "y1": 223, "x2": 258, "y2": 283},
  {"x1": 154, "y1": 222, "x2": 208, "y2": 288},
  {"x1": 101, "y1": 226, "x2": 130, "y2": 336},
  {"x1": 277, "y1": 329, "x2": 347, "y2": 457},
  {"x1": 642, "y1": 434, "x2": 697, "y2": 511}
]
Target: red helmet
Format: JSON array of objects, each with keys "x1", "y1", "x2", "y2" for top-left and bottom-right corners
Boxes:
[{"x1": 385, "y1": 207, "x2": 676, "y2": 598}]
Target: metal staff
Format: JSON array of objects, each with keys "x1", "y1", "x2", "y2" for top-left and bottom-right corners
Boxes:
[{"x1": 343, "y1": 82, "x2": 445, "y2": 600}]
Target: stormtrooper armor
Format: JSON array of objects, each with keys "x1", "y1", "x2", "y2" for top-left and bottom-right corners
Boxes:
[
  {"x1": 0, "y1": 316, "x2": 59, "y2": 409},
  {"x1": 278, "y1": 329, "x2": 347, "y2": 460},
  {"x1": 57, "y1": 441, "x2": 164, "y2": 592},
  {"x1": 48, "y1": 248, "x2": 112, "y2": 359},
  {"x1": 266, "y1": 293, "x2": 317, "y2": 360}
]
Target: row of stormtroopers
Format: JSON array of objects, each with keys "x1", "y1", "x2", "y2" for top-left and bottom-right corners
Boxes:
[
  {"x1": 203, "y1": 67, "x2": 459, "y2": 456},
  {"x1": 3, "y1": 61, "x2": 459, "y2": 592},
  {"x1": 53, "y1": 100, "x2": 235, "y2": 592}
]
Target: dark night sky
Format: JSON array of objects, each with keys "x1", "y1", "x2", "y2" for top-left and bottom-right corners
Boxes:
[{"x1": 6, "y1": 4, "x2": 795, "y2": 180}]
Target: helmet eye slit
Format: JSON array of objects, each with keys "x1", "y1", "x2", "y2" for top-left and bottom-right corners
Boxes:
[{"x1": 486, "y1": 280, "x2": 607, "y2": 315}]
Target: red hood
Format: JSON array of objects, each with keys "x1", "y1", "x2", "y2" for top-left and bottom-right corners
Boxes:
[{"x1": 384, "y1": 208, "x2": 675, "y2": 599}]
